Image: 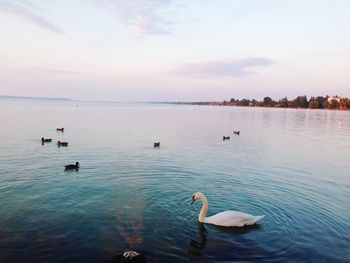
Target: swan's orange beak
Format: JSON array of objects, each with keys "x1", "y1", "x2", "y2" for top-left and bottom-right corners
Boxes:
[{"x1": 191, "y1": 196, "x2": 196, "y2": 204}]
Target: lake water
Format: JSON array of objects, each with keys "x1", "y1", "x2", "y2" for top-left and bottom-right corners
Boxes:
[{"x1": 0, "y1": 98, "x2": 350, "y2": 262}]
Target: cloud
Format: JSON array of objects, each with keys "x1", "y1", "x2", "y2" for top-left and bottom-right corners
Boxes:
[
  {"x1": 0, "y1": 0, "x2": 63, "y2": 34},
  {"x1": 0, "y1": 66, "x2": 80, "y2": 75},
  {"x1": 25, "y1": 67, "x2": 80, "y2": 75},
  {"x1": 93, "y1": 0, "x2": 178, "y2": 35},
  {"x1": 177, "y1": 58, "x2": 274, "y2": 78}
]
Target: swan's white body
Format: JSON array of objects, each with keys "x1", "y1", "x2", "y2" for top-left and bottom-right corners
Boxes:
[{"x1": 192, "y1": 192, "x2": 264, "y2": 227}]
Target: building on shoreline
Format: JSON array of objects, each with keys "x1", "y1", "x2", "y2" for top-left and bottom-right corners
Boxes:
[
  {"x1": 327, "y1": 96, "x2": 350, "y2": 103},
  {"x1": 328, "y1": 96, "x2": 341, "y2": 103}
]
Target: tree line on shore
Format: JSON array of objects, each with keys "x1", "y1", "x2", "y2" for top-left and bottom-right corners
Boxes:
[{"x1": 222, "y1": 95, "x2": 350, "y2": 110}]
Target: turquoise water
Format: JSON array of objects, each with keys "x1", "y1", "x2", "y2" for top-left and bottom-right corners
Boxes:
[{"x1": 1, "y1": 98, "x2": 350, "y2": 262}]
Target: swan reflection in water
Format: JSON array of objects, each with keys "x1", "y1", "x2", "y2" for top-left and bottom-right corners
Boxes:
[
  {"x1": 188, "y1": 222, "x2": 266, "y2": 261},
  {"x1": 189, "y1": 223, "x2": 208, "y2": 250}
]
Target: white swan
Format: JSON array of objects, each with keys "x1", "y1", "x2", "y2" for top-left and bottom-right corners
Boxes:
[{"x1": 191, "y1": 192, "x2": 264, "y2": 227}]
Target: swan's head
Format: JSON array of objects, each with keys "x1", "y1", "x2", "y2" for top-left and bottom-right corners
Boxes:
[{"x1": 191, "y1": 192, "x2": 204, "y2": 204}]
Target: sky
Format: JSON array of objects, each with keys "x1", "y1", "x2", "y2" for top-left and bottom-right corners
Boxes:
[{"x1": 0, "y1": 0, "x2": 349, "y2": 102}]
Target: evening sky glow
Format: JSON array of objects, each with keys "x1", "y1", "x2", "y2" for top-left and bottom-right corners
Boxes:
[{"x1": 0, "y1": 0, "x2": 349, "y2": 101}]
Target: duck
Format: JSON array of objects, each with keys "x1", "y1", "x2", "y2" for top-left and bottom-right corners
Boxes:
[
  {"x1": 56, "y1": 128, "x2": 64, "y2": 132},
  {"x1": 233, "y1": 131, "x2": 240, "y2": 135},
  {"x1": 154, "y1": 142, "x2": 160, "y2": 148},
  {"x1": 64, "y1": 162, "x2": 79, "y2": 170},
  {"x1": 57, "y1": 141, "x2": 68, "y2": 147},
  {"x1": 41, "y1": 137, "x2": 52, "y2": 143},
  {"x1": 191, "y1": 192, "x2": 264, "y2": 227},
  {"x1": 223, "y1": 136, "x2": 230, "y2": 141}
]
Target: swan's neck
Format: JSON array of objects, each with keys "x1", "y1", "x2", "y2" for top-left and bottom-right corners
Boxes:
[{"x1": 198, "y1": 195, "x2": 208, "y2": 222}]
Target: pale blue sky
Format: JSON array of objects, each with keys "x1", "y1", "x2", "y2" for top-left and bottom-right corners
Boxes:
[{"x1": 0, "y1": 0, "x2": 349, "y2": 101}]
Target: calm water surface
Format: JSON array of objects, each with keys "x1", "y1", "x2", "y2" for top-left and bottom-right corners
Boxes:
[{"x1": 0, "y1": 98, "x2": 350, "y2": 262}]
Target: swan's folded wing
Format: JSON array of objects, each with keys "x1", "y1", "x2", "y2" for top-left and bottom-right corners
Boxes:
[{"x1": 205, "y1": 211, "x2": 262, "y2": 227}]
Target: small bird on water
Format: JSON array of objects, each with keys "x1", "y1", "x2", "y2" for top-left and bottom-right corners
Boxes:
[
  {"x1": 41, "y1": 137, "x2": 52, "y2": 143},
  {"x1": 64, "y1": 162, "x2": 79, "y2": 171},
  {"x1": 57, "y1": 141, "x2": 68, "y2": 147}
]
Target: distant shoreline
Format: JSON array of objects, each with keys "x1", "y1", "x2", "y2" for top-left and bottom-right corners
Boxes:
[
  {"x1": 2, "y1": 95, "x2": 350, "y2": 111},
  {"x1": 161, "y1": 95, "x2": 350, "y2": 111},
  {"x1": 163, "y1": 101, "x2": 350, "y2": 111},
  {"x1": 0, "y1": 95, "x2": 71, "y2": 101}
]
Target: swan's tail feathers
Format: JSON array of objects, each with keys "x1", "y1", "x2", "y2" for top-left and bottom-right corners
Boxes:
[
  {"x1": 254, "y1": 215, "x2": 264, "y2": 223},
  {"x1": 244, "y1": 215, "x2": 264, "y2": 226}
]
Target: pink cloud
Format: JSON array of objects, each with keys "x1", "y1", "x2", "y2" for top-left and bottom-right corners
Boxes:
[
  {"x1": 177, "y1": 58, "x2": 274, "y2": 78},
  {"x1": 0, "y1": 0, "x2": 63, "y2": 34},
  {"x1": 93, "y1": 0, "x2": 177, "y2": 35}
]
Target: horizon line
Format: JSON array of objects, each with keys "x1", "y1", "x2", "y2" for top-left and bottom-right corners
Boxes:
[{"x1": 1, "y1": 94, "x2": 349, "y2": 104}]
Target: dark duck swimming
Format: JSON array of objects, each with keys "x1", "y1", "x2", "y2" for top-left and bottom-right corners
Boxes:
[
  {"x1": 41, "y1": 137, "x2": 52, "y2": 143},
  {"x1": 57, "y1": 141, "x2": 68, "y2": 147},
  {"x1": 64, "y1": 162, "x2": 79, "y2": 170}
]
